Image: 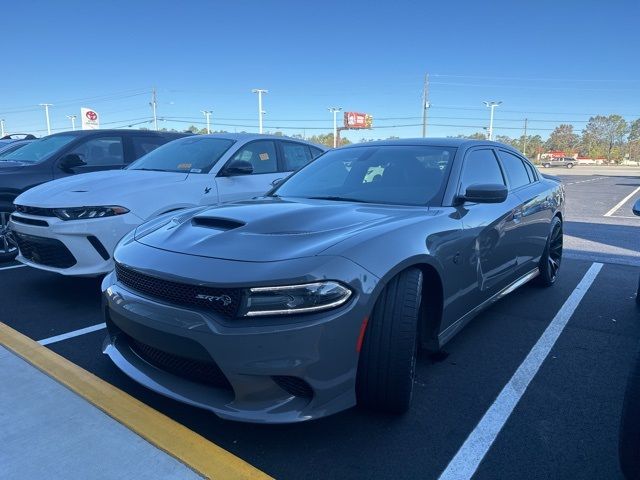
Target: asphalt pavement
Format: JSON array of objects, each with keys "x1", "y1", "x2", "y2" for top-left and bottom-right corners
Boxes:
[{"x1": 1, "y1": 165, "x2": 638, "y2": 479}]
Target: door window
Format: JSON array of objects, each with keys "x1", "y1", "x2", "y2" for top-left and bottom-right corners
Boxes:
[
  {"x1": 498, "y1": 151, "x2": 531, "y2": 190},
  {"x1": 231, "y1": 140, "x2": 277, "y2": 174},
  {"x1": 309, "y1": 146, "x2": 324, "y2": 159},
  {"x1": 131, "y1": 136, "x2": 168, "y2": 159},
  {"x1": 281, "y1": 142, "x2": 313, "y2": 171},
  {"x1": 68, "y1": 137, "x2": 124, "y2": 166},
  {"x1": 460, "y1": 149, "x2": 505, "y2": 192}
]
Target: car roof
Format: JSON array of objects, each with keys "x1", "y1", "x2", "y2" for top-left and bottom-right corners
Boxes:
[
  {"x1": 191, "y1": 133, "x2": 328, "y2": 149},
  {"x1": 339, "y1": 137, "x2": 522, "y2": 153},
  {"x1": 47, "y1": 129, "x2": 187, "y2": 137}
]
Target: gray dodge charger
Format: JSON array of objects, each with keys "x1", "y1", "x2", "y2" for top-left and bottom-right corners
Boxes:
[{"x1": 102, "y1": 138, "x2": 564, "y2": 423}]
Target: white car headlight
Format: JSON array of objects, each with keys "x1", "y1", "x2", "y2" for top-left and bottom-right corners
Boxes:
[
  {"x1": 241, "y1": 281, "x2": 352, "y2": 317},
  {"x1": 54, "y1": 206, "x2": 129, "y2": 221}
]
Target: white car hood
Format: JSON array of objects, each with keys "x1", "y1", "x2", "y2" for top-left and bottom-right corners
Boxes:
[{"x1": 16, "y1": 170, "x2": 189, "y2": 208}]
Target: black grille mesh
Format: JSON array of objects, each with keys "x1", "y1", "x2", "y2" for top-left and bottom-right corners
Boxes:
[
  {"x1": 127, "y1": 335, "x2": 232, "y2": 390},
  {"x1": 115, "y1": 263, "x2": 242, "y2": 318},
  {"x1": 14, "y1": 232, "x2": 76, "y2": 268},
  {"x1": 15, "y1": 205, "x2": 57, "y2": 217},
  {"x1": 272, "y1": 375, "x2": 313, "y2": 398}
]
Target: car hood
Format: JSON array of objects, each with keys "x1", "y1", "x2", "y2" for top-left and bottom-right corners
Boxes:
[
  {"x1": 137, "y1": 197, "x2": 427, "y2": 261},
  {"x1": 16, "y1": 169, "x2": 189, "y2": 208},
  {"x1": 0, "y1": 161, "x2": 31, "y2": 170}
]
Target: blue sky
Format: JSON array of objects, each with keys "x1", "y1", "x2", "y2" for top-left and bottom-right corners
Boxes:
[{"x1": 2, "y1": 0, "x2": 639, "y2": 141}]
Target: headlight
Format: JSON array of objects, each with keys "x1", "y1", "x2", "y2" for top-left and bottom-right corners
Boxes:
[
  {"x1": 241, "y1": 281, "x2": 352, "y2": 317},
  {"x1": 54, "y1": 206, "x2": 129, "y2": 221}
]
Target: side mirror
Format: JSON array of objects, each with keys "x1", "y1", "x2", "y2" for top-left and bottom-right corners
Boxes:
[
  {"x1": 219, "y1": 159, "x2": 253, "y2": 177},
  {"x1": 633, "y1": 199, "x2": 640, "y2": 216},
  {"x1": 58, "y1": 153, "x2": 86, "y2": 172},
  {"x1": 459, "y1": 183, "x2": 508, "y2": 204}
]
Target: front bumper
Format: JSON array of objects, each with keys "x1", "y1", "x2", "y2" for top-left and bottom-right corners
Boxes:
[
  {"x1": 9, "y1": 211, "x2": 142, "y2": 276},
  {"x1": 101, "y1": 248, "x2": 379, "y2": 423}
]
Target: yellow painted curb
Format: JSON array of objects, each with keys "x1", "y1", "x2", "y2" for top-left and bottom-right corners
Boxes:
[{"x1": 0, "y1": 322, "x2": 273, "y2": 480}]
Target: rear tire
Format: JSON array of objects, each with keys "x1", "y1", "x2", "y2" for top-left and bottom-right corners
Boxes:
[
  {"x1": 543, "y1": 163, "x2": 551, "y2": 168},
  {"x1": 566, "y1": 163, "x2": 574, "y2": 169},
  {"x1": 356, "y1": 268, "x2": 422, "y2": 413},
  {"x1": 535, "y1": 216, "x2": 563, "y2": 287},
  {"x1": 0, "y1": 202, "x2": 18, "y2": 263}
]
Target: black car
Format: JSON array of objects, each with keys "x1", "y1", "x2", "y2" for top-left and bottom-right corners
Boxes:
[{"x1": 0, "y1": 129, "x2": 187, "y2": 262}]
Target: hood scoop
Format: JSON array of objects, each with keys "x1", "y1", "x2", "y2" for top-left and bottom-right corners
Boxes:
[{"x1": 191, "y1": 216, "x2": 245, "y2": 231}]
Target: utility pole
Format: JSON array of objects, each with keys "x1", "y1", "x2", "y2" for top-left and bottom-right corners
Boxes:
[
  {"x1": 201, "y1": 110, "x2": 213, "y2": 134},
  {"x1": 251, "y1": 89, "x2": 268, "y2": 134},
  {"x1": 150, "y1": 87, "x2": 158, "y2": 131},
  {"x1": 422, "y1": 73, "x2": 430, "y2": 137},
  {"x1": 0, "y1": 119, "x2": 4, "y2": 137},
  {"x1": 483, "y1": 101, "x2": 502, "y2": 141},
  {"x1": 39, "y1": 103, "x2": 53, "y2": 135},
  {"x1": 522, "y1": 118, "x2": 528, "y2": 156},
  {"x1": 66, "y1": 115, "x2": 77, "y2": 131},
  {"x1": 328, "y1": 107, "x2": 342, "y2": 148}
]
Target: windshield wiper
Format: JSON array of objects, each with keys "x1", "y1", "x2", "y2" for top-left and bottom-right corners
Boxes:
[
  {"x1": 307, "y1": 195, "x2": 370, "y2": 203},
  {"x1": 132, "y1": 168, "x2": 170, "y2": 172}
]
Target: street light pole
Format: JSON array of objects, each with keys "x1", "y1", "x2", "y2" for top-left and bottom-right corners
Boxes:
[
  {"x1": 66, "y1": 115, "x2": 77, "y2": 131},
  {"x1": 328, "y1": 107, "x2": 342, "y2": 148},
  {"x1": 251, "y1": 89, "x2": 268, "y2": 134},
  {"x1": 201, "y1": 110, "x2": 212, "y2": 134},
  {"x1": 150, "y1": 87, "x2": 158, "y2": 131},
  {"x1": 0, "y1": 119, "x2": 5, "y2": 137},
  {"x1": 483, "y1": 101, "x2": 502, "y2": 141},
  {"x1": 39, "y1": 103, "x2": 53, "y2": 135}
]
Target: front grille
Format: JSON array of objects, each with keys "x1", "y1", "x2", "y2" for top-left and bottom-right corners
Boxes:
[
  {"x1": 14, "y1": 232, "x2": 76, "y2": 268},
  {"x1": 115, "y1": 263, "x2": 242, "y2": 318},
  {"x1": 15, "y1": 205, "x2": 57, "y2": 217},
  {"x1": 126, "y1": 334, "x2": 233, "y2": 390},
  {"x1": 272, "y1": 376, "x2": 313, "y2": 398},
  {"x1": 10, "y1": 215, "x2": 48, "y2": 227}
]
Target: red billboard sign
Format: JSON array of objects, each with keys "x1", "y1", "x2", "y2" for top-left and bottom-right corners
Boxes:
[{"x1": 344, "y1": 112, "x2": 373, "y2": 129}]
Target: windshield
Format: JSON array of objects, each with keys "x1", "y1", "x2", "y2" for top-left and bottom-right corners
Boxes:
[
  {"x1": 274, "y1": 145, "x2": 455, "y2": 206},
  {"x1": 3, "y1": 135, "x2": 77, "y2": 163},
  {"x1": 127, "y1": 137, "x2": 235, "y2": 173},
  {"x1": 0, "y1": 142, "x2": 30, "y2": 160}
]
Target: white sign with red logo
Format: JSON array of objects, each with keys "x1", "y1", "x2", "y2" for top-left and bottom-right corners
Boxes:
[{"x1": 81, "y1": 107, "x2": 99, "y2": 130}]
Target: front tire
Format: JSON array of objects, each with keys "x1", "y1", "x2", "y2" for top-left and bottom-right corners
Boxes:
[
  {"x1": 0, "y1": 202, "x2": 18, "y2": 263},
  {"x1": 536, "y1": 216, "x2": 563, "y2": 287},
  {"x1": 543, "y1": 163, "x2": 551, "y2": 168},
  {"x1": 356, "y1": 268, "x2": 422, "y2": 413},
  {"x1": 566, "y1": 163, "x2": 574, "y2": 169}
]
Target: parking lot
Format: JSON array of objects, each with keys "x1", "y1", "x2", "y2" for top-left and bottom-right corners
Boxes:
[{"x1": 1, "y1": 166, "x2": 639, "y2": 479}]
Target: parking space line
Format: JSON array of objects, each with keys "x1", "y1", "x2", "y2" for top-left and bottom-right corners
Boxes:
[
  {"x1": 438, "y1": 262, "x2": 603, "y2": 480},
  {"x1": 38, "y1": 323, "x2": 106, "y2": 346},
  {"x1": 604, "y1": 186, "x2": 640, "y2": 217},
  {"x1": 0, "y1": 264, "x2": 26, "y2": 271},
  {"x1": 0, "y1": 322, "x2": 272, "y2": 480}
]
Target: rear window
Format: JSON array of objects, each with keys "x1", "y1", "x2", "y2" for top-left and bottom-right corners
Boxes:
[
  {"x1": 131, "y1": 136, "x2": 171, "y2": 159},
  {"x1": 3, "y1": 135, "x2": 77, "y2": 163}
]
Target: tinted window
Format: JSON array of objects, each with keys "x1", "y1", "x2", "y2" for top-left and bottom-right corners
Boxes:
[
  {"x1": 128, "y1": 137, "x2": 234, "y2": 173},
  {"x1": 282, "y1": 142, "x2": 313, "y2": 171},
  {"x1": 0, "y1": 142, "x2": 29, "y2": 158},
  {"x1": 498, "y1": 150, "x2": 530, "y2": 189},
  {"x1": 310, "y1": 146, "x2": 324, "y2": 159},
  {"x1": 460, "y1": 149, "x2": 505, "y2": 191},
  {"x1": 231, "y1": 140, "x2": 277, "y2": 174},
  {"x1": 68, "y1": 137, "x2": 124, "y2": 166},
  {"x1": 3, "y1": 135, "x2": 76, "y2": 163},
  {"x1": 523, "y1": 160, "x2": 537, "y2": 182},
  {"x1": 131, "y1": 136, "x2": 169, "y2": 159},
  {"x1": 275, "y1": 145, "x2": 455, "y2": 206}
]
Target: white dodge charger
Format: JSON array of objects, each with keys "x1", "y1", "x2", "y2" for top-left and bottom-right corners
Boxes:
[{"x1": 9, "y1": 133, "x2": 325, "y2": 276}]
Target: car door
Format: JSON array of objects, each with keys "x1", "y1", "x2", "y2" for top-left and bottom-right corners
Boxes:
[
  {"x1": 455, "y1": 147, "x2": 524, "y2": 309},
  {"x1": 54, "y1": 135, "x2": 125, "y2": 178},
  {"x1": 497, "y1": 149, "x2": 551, "y2": 273},
  {"x1": 215, "y1": 140, "x2": 283, "y2": 203}
]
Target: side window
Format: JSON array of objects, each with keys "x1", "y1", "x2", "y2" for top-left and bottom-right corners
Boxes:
[
  {"x1": 309, "y1": 147, "x2": 324, "y2": 159},
  {"x1": 231, "y1": 140, "x2": 277, "y2": 174},
  {"x1": 460, "y1": 149, "x2": 505, "y2": 192},
  {"x1": 498, "y1": 150, "x2": 531, "y2": 189},
  {"x1": 281, "y1": 142, "x2": 313, "y2": 171},
  {"x1": 68, "y1": 137, "x2": 124, "y2": 166},
  {"x1": 131, "y1": 136, "x2": 168, "y2": 159},
  {"x1": 523, "y1": 160, "x2": 537, "y2": 182}
]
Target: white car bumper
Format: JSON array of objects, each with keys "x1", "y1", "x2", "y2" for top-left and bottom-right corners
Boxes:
[{"x1": 9, "y1": 211, "x2": 143, "y2": 276}]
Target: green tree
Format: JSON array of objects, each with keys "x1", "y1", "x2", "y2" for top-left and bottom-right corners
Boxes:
[
  {"x1": 582, "y1": 115, "x2": 628, "y2": 162},
  {"x1": 545, "y1": 124, "x2": 579, "y2": 153}
]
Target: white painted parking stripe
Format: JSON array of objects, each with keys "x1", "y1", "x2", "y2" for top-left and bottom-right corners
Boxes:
[
  {"x1": 0, "y1": 264, "x2": 26, "y2": 271},
  {"x1": 38, "y1": 323, "x2": 106, "y2": 346},
  {"x1": 604, "y1": 186, "x2": 640, "y2": 217},
  {"x1": 438, "y1": 262, "x2": 603, "y2": 480}
]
